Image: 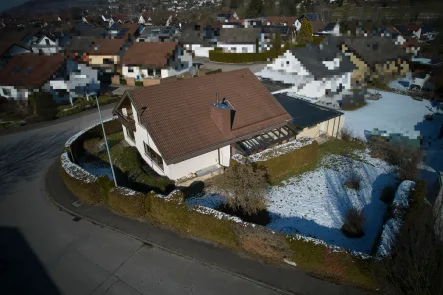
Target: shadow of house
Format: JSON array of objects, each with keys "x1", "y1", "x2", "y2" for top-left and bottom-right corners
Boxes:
[{"x1": 0, "y1": 226, "x2": 61, "y2": 295}]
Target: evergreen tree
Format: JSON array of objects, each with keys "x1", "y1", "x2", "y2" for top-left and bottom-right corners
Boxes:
[
  {"x1": 297, "y1": 18, "x2": 313, "y2": 43},
  {"x1": 272, "y1": 31, "x2": 282, "y2": 51},
  {"x1": 246, "y1": 0, "x2": 264, "y2": 18}
]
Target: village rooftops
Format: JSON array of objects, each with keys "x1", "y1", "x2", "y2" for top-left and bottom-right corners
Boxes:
[
  {"x1": 218, "y1": 27, "x2": 261, "y2": 44},
  {"x1": 116, "y1": 68, "x2": 291, "y2": 164},
  {"x1": 0, "y1": 54, "x2": 65, "y2": 88},
  {"x1": 290, "y1": 43, "x2": 356, "y2": 79},
  {"x1": 121, "y1": 42, "x2": 178, "y2": 67},
  {"x1": 338, "y1": 36, "x2": 409, "y2": 66},
  {"x1": 89, "y1": 38, "x2": 127, "y2": 55}
]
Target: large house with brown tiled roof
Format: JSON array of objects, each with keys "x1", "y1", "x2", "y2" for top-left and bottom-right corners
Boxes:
[
  {"x1": 88, "y1": 38, "x2": 128, "y2": 73},
  {"x1": 121, "y1": 42, "x2": 192, "y2": 79},
  {"x1": 113, "y1": 69, "x2": 295, "y2": 181}
]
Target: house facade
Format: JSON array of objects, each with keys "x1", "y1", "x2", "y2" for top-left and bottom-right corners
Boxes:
[
  {"x1": 30, "y1": 35, "x2": 60, "y2": 55},
  {"x1": 113, "y1": 69, "x2": 294, "y2": 181},
  {"x1": 217, "y1": 28, "x2": 260, "y2": 53},
  {"x1": 121, "y1": 42, "x2": 192, "y2": 79},
  {"x1": 87, "y1": 38, "x2": 127, "y2": 73},
  {"x1": 256, "y1": 43, "x2": 355, "y2": 99}
]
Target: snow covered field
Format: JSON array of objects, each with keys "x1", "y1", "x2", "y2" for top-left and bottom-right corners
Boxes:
[
  {"x1": 342, "y1": 90, "x2": 435, "y2": 140},
  {"x1": 187, "y1": 150, "x2": 396, "y2": 254}
]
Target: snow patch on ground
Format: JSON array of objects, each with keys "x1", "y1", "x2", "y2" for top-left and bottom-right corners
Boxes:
[
  {"x1": 232, "y1": 137, "x2": 314, "y2": 163},
  {"x1": 343, "y1": 90, "x2": 434, "y2": 140},
  {"x1": 187, "y1": 149, "x2": 395, "y2": 254},
  {"x1": 61, "y1": 152, "x2": 97, "y2": 183},
  {"x1": 111, "y1": 186, "x2": 140, "y2": 196},
  {"x1": 193, "y1": 206, "x2": 243, "y2": 223},
  {"x1": 376, "y1": 180, "x2": 415, "y2": 257}
]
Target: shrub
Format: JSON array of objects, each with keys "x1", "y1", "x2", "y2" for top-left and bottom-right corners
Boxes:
[
  {"x1": 215, "y1": 163, "x2": 268, "y2": 215},
  {"x1": 208, "y1": 46, "x2": 289, "y2": 64},
  {"x1": 206, "y1": 69, "x2": 222, "y2": 75},
  {"x1": 108, "y1": 187, "x2": 146, "y2": 218},
  {"x1": 97, "y1": 175, "x2": 114, "y2": 203},
  {"x1": 380, "y1": 185, "x2": 396, "y2": 204},
  {"x1": 60, "y1": 163, "x2": 101, "y2": 204},
  {"x1": 135, "y1": 81, "x2": 143, "y2": 87},
  {"x1": 28, "y1": 91, "x2": 57, "y2": 121},
  {"x1": 341, "y1": 207, "x2": 366, "y2": 238},
  {"x1": 340, "y1": 127, "x2": 354, "y2": 142},
  {"x1": 409, "y1": 180, "x2": 426, "y2": 210},
  {"x1": 345, "y1": 171, "x2": 362, "y2": 190},
  {"x1": 256, "y1": 141, "x2": 319, "y2": 183}
]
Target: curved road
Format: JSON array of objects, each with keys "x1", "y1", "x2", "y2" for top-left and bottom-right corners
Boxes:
[{"x1": 0, "y1": 110, "x2": 284, "y2": 295}]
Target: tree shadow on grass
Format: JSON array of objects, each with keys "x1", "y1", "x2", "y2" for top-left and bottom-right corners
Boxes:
[
  {"x1": 0, "y1": 130, "x2": 73, "y2": 203},
  {"x1": 0, "y1": 226, "x2": 61, "y2": 295}
]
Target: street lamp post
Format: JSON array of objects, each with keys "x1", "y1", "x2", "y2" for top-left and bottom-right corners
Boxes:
[{"x1": 95, "y1": 94, "x2": 118, "y2": 187}]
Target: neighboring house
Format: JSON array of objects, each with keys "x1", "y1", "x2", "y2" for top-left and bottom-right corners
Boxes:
[
  {"x1": 112, "y1": 68, "x2": 293, "y2": 181},
  {"x1": 75, "y1": 26, "x2": 107, "y2": 38},
  {"x1": 107, "y1": 23, "x2": 143, "y2": 39},
  {"x1": 30, "y1": 35, "x2": 60, "y2": 55},
  {"x1": 0, "y1": 31, "x2": 34, "y2": 60},
  {"x1": 216, "y1": 12, "x2": 233, "y2": 22},
  {"x1": 337, "y1": 36, "x2": 410, "y2": 84},
  {"x1": 274, "y1": 93, "x2": 344, "y2": 139},
  {"x1": 136, "y1": 26, "x2": 179, "y2": 42},
  {"x1": 121, "y1": 42, "x2": 192, "y2": 79},
  {"x1": 297, "y1": 14, "x2": 325, "y2": 35},
  {"x1": 401, "y1": 36, "x2": 421, "y2": 56},
  {"x1": 217, "y1": 28, "x2": 261, "y2": 53},
  {"x1": 88, "y1": 38, "x2": 128, "y2": 73},
  {"x1": 264, "y1": 16, "x2": 298, "y2": 27},
  {"x1": 256, "y1": 42, "x2": 356, "y2": 99},
  {"x1": 243, "y1": 18, "x2": 263, "y2": 28},
  {"x1": 259, "y1": 26, "x2": 295, "y2": 51},
  {"x1": 64, "y1": 36, "x2": 95, "y2": 64},
  {"x1": 179, "y1": 26, "x2": 216, "y2": 57},
  {"x1": 317, "y1": 22, "x2": 340, "y2": 37},
  {"x1": 0, "y1": 54, "x2": 99, "y2": 105}
]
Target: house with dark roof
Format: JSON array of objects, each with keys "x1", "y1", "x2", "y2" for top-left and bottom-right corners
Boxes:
[
  {"x1": 256, "y1": 42, "x2": 356, "y2": 99},
  {"x1": 179, "y1": 25, "x2": 217, "y2": 57},
  {"x1": 336, "y1": 36, "x2": 410, "y2": 83},
  {"x1": 0, "y1": 31, "x2": 33, "y2": 60},
  {"x1": 317, "y1": 22, "x2": 340, "y2": 37},
  {"x1": 217, "y1": 28, "x2": 261, "y2": 53},
  {"x1": 259, "y1": 25, "x2": 295, "y2": 51},
  {"x1": 112, "y1": 68, "x2": 294, "y2": 181},
  {"x1": 273, "y1": 93, "x2": 344, "y2": 139},
  {"x1": 121, "y1": 42, "x2": 192, "y2": 80},
  {"x1": 0, "y1": 54, "x2": 99, "y2": 105},
  {"x1": 64, "y1": 36, "x2": 96, "y2": 64},
  {"x1": 30, "y1": 35, "x2": 60, "y2": 55}
]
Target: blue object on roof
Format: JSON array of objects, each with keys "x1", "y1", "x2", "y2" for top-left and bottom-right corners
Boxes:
[{"x1": 304, "y1": 14, "x2": 319, "y2": 22}]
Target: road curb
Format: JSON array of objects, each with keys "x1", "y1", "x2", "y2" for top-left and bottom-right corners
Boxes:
[{"x1": 44, "y1": 159, "x2": 297, "y2": 295}]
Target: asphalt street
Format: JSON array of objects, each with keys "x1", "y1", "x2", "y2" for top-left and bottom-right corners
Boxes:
[{"x1": 0, "y1": 109, "x2": 284, "y2": 295}]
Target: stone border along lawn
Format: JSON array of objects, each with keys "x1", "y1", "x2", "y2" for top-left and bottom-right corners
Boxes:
[{"x1": 60, "y1": 119, "x2": 380, "y2": 291}]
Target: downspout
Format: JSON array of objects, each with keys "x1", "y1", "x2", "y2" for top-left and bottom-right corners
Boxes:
[{"x1": 336, "y1": 115, "x2": 341, "y2": 138}]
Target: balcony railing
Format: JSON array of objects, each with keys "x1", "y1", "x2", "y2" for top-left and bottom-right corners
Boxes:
[{"x1": 115, "y1": 109, "x2": 136, "y2": 131}]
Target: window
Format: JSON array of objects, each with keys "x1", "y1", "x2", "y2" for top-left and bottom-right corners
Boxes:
[
  {"x1": 148, "y1": 69, "x2": 154, "y2": 76},
  {"x1": 2, "y1": 88, "x2": 11, "y2": 96},
  {"x1": 128, "y1": 67, "x2": 134, "y2": 73},
  {"x1": 242, "y1": 47, "x2": 247, "y2": 53},
  {"x1": 126, "y1": 128, "x2": 135, "y2": 141},
  {"x1": 231, "y1": 47, "x2": 236, "y2": 52},
  {"x1": 103, "y1": 58, "x2": 114, "y2": 64},
  {"x1": 144, "y1": 142, "x2": 164, "y2": 170},
  {"x1": 45, "y1": 39, "x2": 50, "y2": 46}
]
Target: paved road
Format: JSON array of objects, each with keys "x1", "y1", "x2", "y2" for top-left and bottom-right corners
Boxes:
[{"x1": 0, "y1": 109, "x2": 283, "y2": 295}]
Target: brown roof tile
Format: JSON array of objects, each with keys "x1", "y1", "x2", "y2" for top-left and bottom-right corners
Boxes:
[
  {"x1": 121, "y1": 42, "x2": 178, "y2": 67},
  {"x1": 89, "y1": 38, "x2": 127, "y2": 55},
  {"x1": 0, "y1": 54, "x2": 65, "y2": 88},
  {"x1": 123, "y1": 68, "x2": 291, "y2": 164}
]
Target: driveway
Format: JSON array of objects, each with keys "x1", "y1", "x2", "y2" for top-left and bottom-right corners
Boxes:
[{"x1": 0, "y1": 110, "x2": 283, "y2": 295}]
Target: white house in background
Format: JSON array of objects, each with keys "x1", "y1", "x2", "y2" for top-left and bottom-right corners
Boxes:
[
  {"x1": 317, "y1": 22, "x2": 340, "y2": 36},
  {"x1": 256, "y1": 43, "x2": 356, "y2": 99},
  {"x1": 121, "y1": 42, "x2": 192, "y2": 79},
  {"x1": 0, "y1": 54, "x2": 99, "y2": 105},
  {"x1": 179, "y1": 26, "x2": 216, "y2": 58},
  {"x1": 113, "y1": 68, "x2": 294, "y2": 181},
  {"x1": 217, "y1": 28, "x2": 260, "y2": 53},
  {"x1": 30, "y1": 35, "x2": 60, "y2": 55}
]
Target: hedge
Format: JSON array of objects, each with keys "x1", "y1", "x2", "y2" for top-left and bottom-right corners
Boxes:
[
  {"x1": 60, "y1": 161, "x2": 101, "y2": 204},
  {"x1": 108, "y1": 187, "x2": 146, "y2": 218},
  {"x1": 209, "y1": 47, "x2": 289, "y2": 63},
  {"x1": 255, "y1": 141, "x2": 319, "y2": 182}
]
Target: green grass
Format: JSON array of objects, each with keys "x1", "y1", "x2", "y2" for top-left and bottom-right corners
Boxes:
[
  {"x1": 286, "y1": 236, "x2": 375, "y2": 290},
  {"x1": 273, "y1": 139, "x2": 366, "y2": 184}
]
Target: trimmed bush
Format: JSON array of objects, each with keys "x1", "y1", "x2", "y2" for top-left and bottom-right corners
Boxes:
[
  {"x1": 341, "y1": 207, "x2": 366, "y2": 238},
  {"x1": 209, "y1": 46, "x2": 289, "y2": 64},
  {"x1": 98, "y1": 175, "x2": 114, "y2": 203},
  {"x1": 60, "y1": 163, "x2": 101, "y2": 204},
  {"x1": 28, "y1": 91, "x2": 57, "y2": 121},
  {"x1": 146, "y1": 191, "x2": 238, "y2": 248},
  {"x1": 108, "y1": 187, "x2": 146, "y2": 218},
  {"x1": 135, "y1": 81, "x2": 143, "y2": 87},
  {"x1": 255, "y1": 141, "x2": 319, "y2": 183}
]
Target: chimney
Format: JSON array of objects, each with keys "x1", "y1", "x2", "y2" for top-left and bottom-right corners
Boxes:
[{"x1": 210, "y1": 97, "x2": 235, "y2": 135}]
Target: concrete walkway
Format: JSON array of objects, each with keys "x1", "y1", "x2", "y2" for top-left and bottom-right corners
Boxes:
[{"x1": 46, "y1": 160, "x2": 369, "y2": 295}]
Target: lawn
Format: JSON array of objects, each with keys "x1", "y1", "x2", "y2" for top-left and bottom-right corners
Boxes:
[{"x1": 188, "y1": 139, "x2": 393, "y2": 254}]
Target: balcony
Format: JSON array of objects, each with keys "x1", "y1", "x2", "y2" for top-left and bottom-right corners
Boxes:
[{"x1": 115, "y1": 109, "x2": 136, "y2": 132}]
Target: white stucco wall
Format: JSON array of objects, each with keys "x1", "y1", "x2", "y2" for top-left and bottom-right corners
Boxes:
[
  {"x1": 217, "y1": 43, "x2": 256, "y2": 53},
  {"x1": 184, "y1": 44, "x2": 214, "y2": 57},
  {"x1": 122, "y1": 66, "x2": 160, "y2": 79},
  {"x1": 123, "y1": 101, "x2": 231, "y2": 180},
  {"x1": 0, "y1": 86, "x2": 30, "y2": 100}
]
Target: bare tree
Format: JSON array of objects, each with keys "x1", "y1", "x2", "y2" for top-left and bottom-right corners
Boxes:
[{"x1": 215, "y1": 162, "x2": 268, "y2": 215}]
